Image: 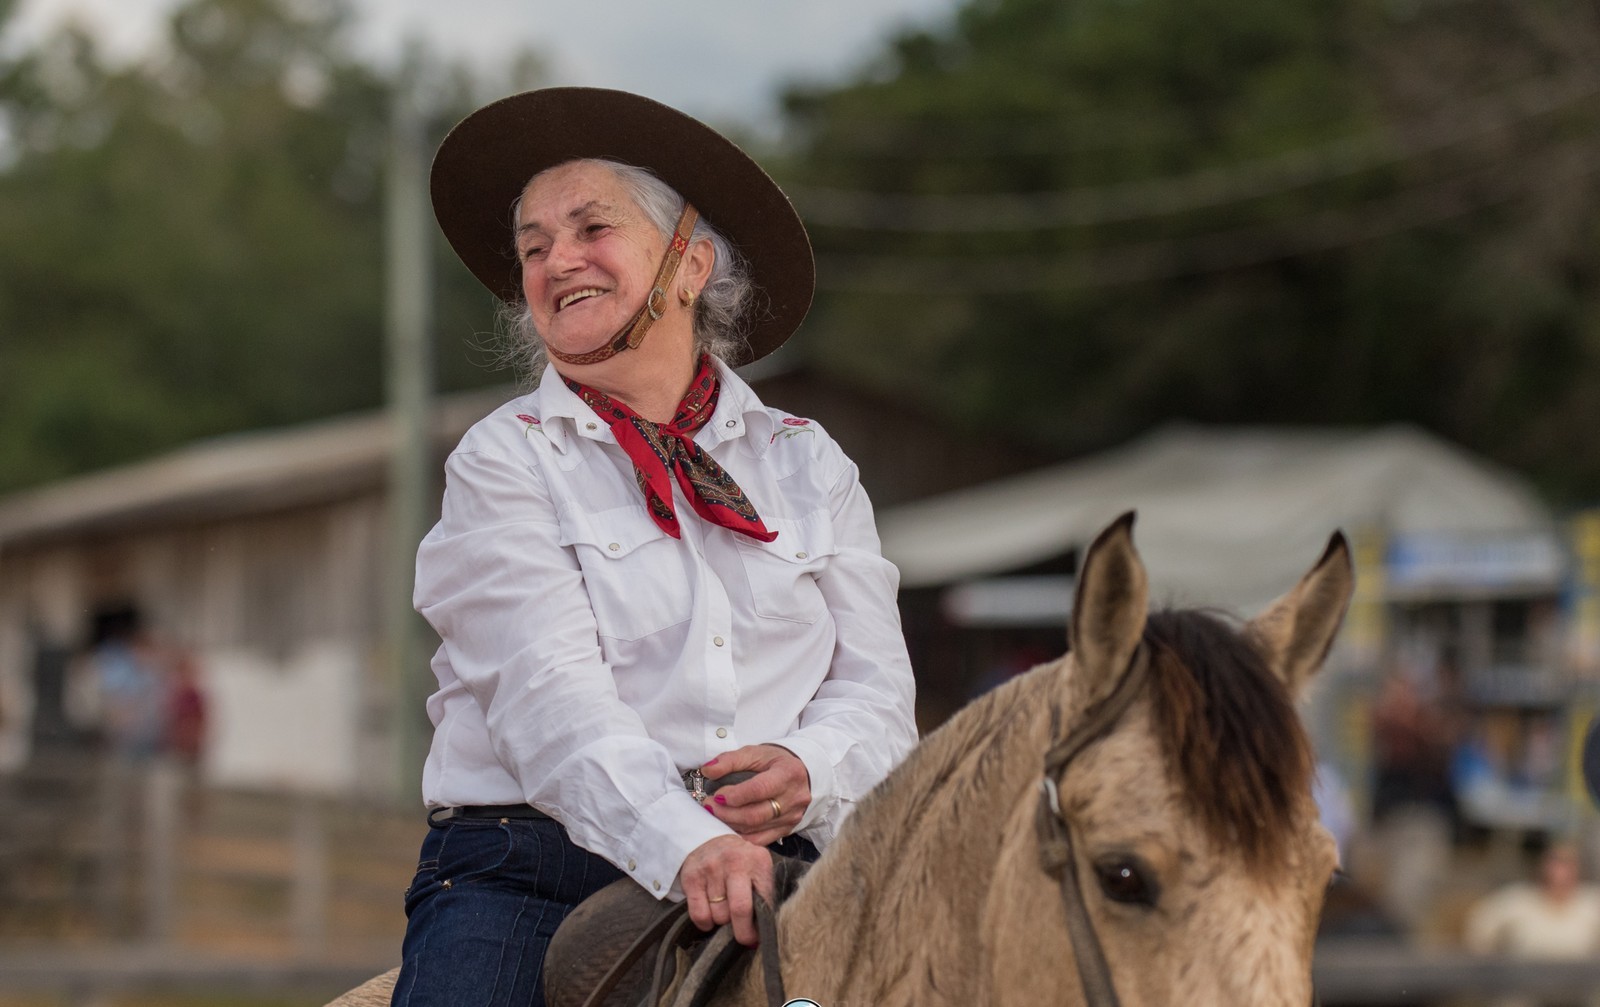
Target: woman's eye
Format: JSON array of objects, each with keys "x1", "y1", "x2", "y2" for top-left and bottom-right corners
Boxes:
[
  {"x1": 520, "y1": 245, "x2": 545, "y2": 261},
  {"x1": 1094, "y1": 857, "x2": 1158, "y2": 907},
  {"x1": 583, "y1": 223, "x2": 608, "y2": 236}
]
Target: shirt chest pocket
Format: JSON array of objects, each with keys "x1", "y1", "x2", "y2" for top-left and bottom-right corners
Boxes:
[
  {"x1": 734, "y1": 511, "x2": 838, "y2": 625},
  {"x1": 559, "y1": 506, "x2": 692, "y2": 642}
]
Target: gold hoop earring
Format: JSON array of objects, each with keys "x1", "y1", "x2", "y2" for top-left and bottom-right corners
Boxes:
[{"x1": 678, "y1": 288, "x2": 696, "y2": 307}]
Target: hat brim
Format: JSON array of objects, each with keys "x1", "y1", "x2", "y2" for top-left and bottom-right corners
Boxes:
[{"x1": 430, "y1": 87, "x2": 814, "y2": 364}]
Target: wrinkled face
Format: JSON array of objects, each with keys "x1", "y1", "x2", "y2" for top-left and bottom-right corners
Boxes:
[
  {"x1": 515, "y1": 160, "x2": 668, "y2": 358},
  {"x1": 983, "y1": 698, "x2": 1338, "y2": 1007}
]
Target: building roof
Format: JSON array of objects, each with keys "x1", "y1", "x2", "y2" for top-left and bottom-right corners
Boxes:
[
  {"x1": 0, "y1": 390, "x2": 508, "y2": 548},
  {"x1": 877, "y1": 424, "x2": 1564, "y2": 610},
  {"x1": 0, "y1": 353, "x2": 1043, "y2": 550}
]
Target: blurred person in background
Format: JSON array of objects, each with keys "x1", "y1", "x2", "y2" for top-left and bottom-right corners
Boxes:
[
  {"x1": 165, "y1": 649, "x2": 208, "y2": 818},
  {"x1": 1465, "y1": 841, "x2": 1600, "y2": 1007},
  {"x1": 164, "y1": 651, "x2": 206, "y2": 768},
  {"x1": 393, "y1": 88, "x2": 918, "y2": 1005},
  {"x1": 1368, "y1": 670, "x2": 1459, "y2": 935},
  {"x1": 81, "y1": 604, "x2": 170, "y2": 763}
]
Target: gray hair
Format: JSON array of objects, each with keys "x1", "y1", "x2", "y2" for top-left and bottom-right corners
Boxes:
[{"x1": 499, "y1": 158, "x2": 756, "y2": 382}]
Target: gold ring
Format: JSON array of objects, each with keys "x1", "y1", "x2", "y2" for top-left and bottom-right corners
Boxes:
[
  {"x1": 708, "y1": 895, "x2": 727, "y2": 904},
  {"x1": 769, "y1": 798, "x2": 783, "y2": 820}
]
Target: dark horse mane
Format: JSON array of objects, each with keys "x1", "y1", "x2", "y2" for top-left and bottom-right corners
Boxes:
[{"x1": 1142, "y1": 609, "x2": 1314, "y2": 868}]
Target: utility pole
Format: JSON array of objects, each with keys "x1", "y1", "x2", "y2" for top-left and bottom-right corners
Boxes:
[{"x1": 384, "y1": 54, "x2": 435, "y2": 802}]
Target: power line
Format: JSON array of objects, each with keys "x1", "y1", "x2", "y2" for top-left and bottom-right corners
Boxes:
[
  {"x1": 813, "y1": 135, "x2": 1600, "y2": 293},
  {"x1": 787, "y1": 70, "x2": 1600, "y2": 233}
]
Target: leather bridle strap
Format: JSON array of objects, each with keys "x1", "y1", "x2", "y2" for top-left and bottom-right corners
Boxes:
[
  {"x1": 1035, "y1": 796, "x2": 1118, "y2": 1007},
  {"x1": 756, "y1": 896, "x2": 786, "y2": 1007},
  {"x1": 1035, "y1": 647, "x2": 1150, "y2": 1007},
  {"x1": 547, "y1": 202, "x2": 700, "y2": 366}
]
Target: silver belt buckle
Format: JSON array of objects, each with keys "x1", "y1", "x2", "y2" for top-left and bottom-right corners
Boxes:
[{"x1": 682, "y1": 769, "x2": 709, "y2": 805}]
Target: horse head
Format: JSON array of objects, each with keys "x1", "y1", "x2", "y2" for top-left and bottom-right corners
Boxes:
[{"x1": 981, "y1": 512, "x2": 1354, "y2": 1007}]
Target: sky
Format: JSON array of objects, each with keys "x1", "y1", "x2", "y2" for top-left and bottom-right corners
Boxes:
[{"x1": 7, "y1": 0, "x2": 964, "y2": 129}]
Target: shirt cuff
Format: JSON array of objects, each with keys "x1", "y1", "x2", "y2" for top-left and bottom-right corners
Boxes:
[
  {"x1": 620, "y1": 789, "x2": 732, "y2": 901},
  {"x1": 774, "y1": 733, "x2": 837, "y2": 834}
]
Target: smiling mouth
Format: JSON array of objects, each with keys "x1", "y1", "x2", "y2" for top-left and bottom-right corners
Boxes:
[{"x1": 557, "y1": 288, "x2": 606, "y2": 312}]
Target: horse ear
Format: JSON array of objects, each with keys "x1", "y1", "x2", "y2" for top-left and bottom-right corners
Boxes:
[
  {"x1": 1067, "y1": 512, "x2": 1149, "y2": 708},
  {"x1": 1247, "y1": 532, "x2": 1355, "y2": 697}
]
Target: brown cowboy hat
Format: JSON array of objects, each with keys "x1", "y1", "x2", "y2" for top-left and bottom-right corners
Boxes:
[{"x1": 430, "y1": 87, "x2": 815, "y2": 363}]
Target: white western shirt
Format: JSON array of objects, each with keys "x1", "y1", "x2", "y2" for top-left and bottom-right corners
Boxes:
[{"x1": 414, "y1": 360, "x2": 918, "y2": 899}]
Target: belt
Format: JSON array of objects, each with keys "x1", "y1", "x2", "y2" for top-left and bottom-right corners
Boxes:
[
  {"x1": 428, "y1": 770, "x2": 756, "y2": 825},
  {"x1": 428, "y1": 804, "x2": 549, "y2": 824}
]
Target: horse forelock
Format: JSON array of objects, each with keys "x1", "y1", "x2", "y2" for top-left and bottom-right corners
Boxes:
[{"x1": 1142, "y1": 609, "x2": 1315, "y2": 870}]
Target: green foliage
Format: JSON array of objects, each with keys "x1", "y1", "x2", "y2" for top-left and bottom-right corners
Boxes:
[
  {"x1": 778, "y1": 0, "x2": 1600, "y2": 502},
  {"x1": 0, "y1": 0, "x2": 508, "y2": 494},
  {"x1": 5, "y1": 0, "x2": 1600, "y2": 503}
]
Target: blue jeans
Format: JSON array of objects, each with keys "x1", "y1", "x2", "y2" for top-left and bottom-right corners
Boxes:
[{"x1": 391, "y1": 814, "x2": 817, "y2": 1006}]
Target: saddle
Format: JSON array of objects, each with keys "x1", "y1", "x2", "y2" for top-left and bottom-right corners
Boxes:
[{"x1": 545, "y1": 855, "x2": 811, "y2": 1007}]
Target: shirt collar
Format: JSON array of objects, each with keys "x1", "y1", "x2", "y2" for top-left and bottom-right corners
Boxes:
[
  {"x1": 704, "y1": 357, "x2": 776, "y2": 456},
  {"x1": 531, "y1": 365, "x2": 601, "y2": 454},
  {"x1": 531, "y1": 358, "x2": 774, "y2": 456}
]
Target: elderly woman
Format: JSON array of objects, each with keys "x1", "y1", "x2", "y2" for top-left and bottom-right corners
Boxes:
[{"x1": 392, "y1": 88, "x2": 918, "y2": 1005}]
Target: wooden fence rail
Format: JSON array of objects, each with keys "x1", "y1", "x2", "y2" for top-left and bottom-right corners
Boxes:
[
  {"x1": 0, "y1": 752, "x2": 415, "y2": 959},
  {"x1": 0, "y1": 943, "x2": 1596, "y2": 1006}
]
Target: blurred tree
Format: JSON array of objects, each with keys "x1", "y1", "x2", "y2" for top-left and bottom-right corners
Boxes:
[
  {"x1": 0, "y1": 0, "x2": 515, "y2": 492},
  {"x1": 778, "y1": 0, "x2": 1600, "y2": 501}
]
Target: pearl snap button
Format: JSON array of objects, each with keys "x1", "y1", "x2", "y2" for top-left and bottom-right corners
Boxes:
[
  {"x1": 653, "y1": 880, "x2": 661, "y2": 891},
  {"x1": 795, "y1": 551, "x2": 808, "y2": 559},
  {"x1": 586, "y1": 422, "x2": 597, "y2": 431},
  {"x1": 725, "y1": 420, "x2": 737, "y2": 428},
  {"x1": 716, "y1": 727, "x2": 728, "y2": 739},
  {"x1": 713, "y1": 636, "x2": 725, "y2": 647},
  {"x1": 628, "y1": 859, "x2": 637, "y2": 870},
  {"x1": 608, "y1": 543, "x2": 620, "y2": 552}
]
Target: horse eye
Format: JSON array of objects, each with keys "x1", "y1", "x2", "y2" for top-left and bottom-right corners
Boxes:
[{"x1": 1094, "y1": 857, "x2": 1158, "y2": 907}]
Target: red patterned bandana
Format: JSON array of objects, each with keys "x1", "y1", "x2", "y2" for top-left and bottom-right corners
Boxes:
[{"x1": 565, "y1": 357, "x2": 777, "y2": 543}]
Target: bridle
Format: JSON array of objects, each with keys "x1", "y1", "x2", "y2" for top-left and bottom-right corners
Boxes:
[
  {"x1": 1033, "y1": 644, "x2": 1319, "y2": 1007},
  {"x1": 1034, "y1": 644, "x2": 1150, "y2": 1007}
]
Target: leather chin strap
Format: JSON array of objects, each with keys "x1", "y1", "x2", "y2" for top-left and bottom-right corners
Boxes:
[{"x1": 547, "y1": 203, "x2": 700, "y2": 367}]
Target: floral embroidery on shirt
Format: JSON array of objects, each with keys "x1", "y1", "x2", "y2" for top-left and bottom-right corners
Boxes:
[
  {"x1": 515, "y1": 413, "x2": 544, "y2": 439},
  {"x1": 771, "y1": 417, "x2": 815, "y2": 443}
]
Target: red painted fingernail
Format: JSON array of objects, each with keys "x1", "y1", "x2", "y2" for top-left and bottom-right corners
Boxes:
[
  {"x1": 714, "y1": 794, "x2": 727, "y2": 805},
  {"x1": 705, "y1": 758, "x2": 718, "y2": 766},
  {"x1": 705, "y1": 805, "x2": 715, "y2": 814}
]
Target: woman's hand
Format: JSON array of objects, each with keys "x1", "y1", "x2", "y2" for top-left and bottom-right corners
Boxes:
[
  {"x1": 679, "y1": 834, "x2": 774, "y2": 946},
  {"x1": 701, "y1": 743, "x2": 811, "y2": 847}
]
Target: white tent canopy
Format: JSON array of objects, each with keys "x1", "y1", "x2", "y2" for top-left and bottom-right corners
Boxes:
[{"x1": 878, "y1": 424, "x2": 1563, "y2": 613}]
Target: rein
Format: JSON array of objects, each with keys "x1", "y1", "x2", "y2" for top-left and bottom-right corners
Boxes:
[
  {"x1": 574, "y1": 856, "x2": 809, "y2": 1007},
  {"x1": 1035, "y1": 646, "x2": 1150, "y2": 1007}
]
